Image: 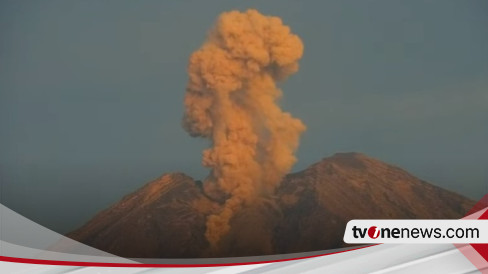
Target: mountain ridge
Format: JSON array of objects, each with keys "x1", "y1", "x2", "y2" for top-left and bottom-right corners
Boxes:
[{"x1": 68, "y1": 152, "x2": 475, "y2": 257}]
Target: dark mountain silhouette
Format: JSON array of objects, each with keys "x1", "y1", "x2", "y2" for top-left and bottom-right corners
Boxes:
[{"x1": 68, "y1": 153, "x2": 475, "y2": 258}]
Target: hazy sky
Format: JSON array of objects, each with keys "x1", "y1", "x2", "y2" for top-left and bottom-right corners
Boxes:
[{"x1": 1, "y1": 0, "x2": 487, "y2": 234}]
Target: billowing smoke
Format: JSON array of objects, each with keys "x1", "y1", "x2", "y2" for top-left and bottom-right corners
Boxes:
[{"x1": 182, "y1": 9, "x2": 306, "y2": 247}]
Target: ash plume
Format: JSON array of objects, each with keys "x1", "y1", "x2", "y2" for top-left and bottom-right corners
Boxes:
[{"x1": 182, "y1": 9, "x2": 306, "y2": 247}]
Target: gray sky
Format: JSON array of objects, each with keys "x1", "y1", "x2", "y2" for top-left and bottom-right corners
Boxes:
[{"x1": 1, "y1": 0, "x2": 487, "y2": 234}]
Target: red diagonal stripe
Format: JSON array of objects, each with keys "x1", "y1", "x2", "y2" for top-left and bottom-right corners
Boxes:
[
  {"x1": 466, "y1": 194, "x2": 488, "y2": 216},
  {"x1": 470, "y1": 209, "x2": 488, "y2": 262}
]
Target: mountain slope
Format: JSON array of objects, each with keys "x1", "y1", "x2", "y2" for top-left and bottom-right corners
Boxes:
[
  {"x1": 68, "y1": 153, "x2": 475, "y2": 258},
  {"x1": 273, "y1": 152, "x2": 474, "y2": 253},
  {"x1": 68, "y1": 173, "x2": 219, "y2": 257}
]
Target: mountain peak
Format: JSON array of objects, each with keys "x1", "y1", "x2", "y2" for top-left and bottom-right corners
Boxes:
[
  {"x1": 69, "y1": 153, "x2": 475, "y2": 258},
  {"x1": 324, "y1": 152, "x2": 368, "y2": 167},
  {"x1": 307, "y1": 152, "x2": 403, "y2": 174}
]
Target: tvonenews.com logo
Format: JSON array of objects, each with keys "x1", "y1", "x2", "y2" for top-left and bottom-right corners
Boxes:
[
  {"x1": 344, "y1": 220, "x2": 488, "y2": 244},
  {"x1": 352, "y1": 225, "x2": 478, "y2": 240}
]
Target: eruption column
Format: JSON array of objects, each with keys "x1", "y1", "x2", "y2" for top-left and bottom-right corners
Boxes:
[{"x1": 182, "y1": 9, "x2": 306, "y2": 246}]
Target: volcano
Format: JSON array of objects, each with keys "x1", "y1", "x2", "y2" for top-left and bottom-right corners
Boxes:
[{"x1": 68, "y1": 153, "x2": 475, "y2": 258}]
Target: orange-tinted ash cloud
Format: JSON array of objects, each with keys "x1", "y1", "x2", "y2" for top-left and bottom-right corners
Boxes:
[{"x1": 182, "y1": 9, "x2": 306, "y2": 247}]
